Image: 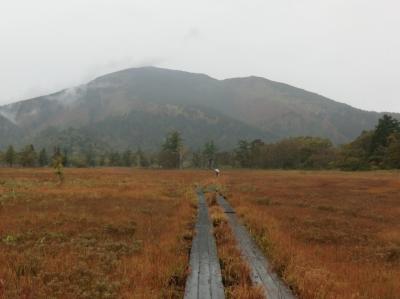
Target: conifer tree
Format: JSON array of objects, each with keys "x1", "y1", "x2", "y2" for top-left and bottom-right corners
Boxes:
[
  {"x1": 38, "y1": 148, "x2": 49, "y2": 167},
  {"x1": 19, "y1": 144, "x2": 37, "y2": 167},
  {"x1": 5, "y1": 145, "x2": 16, "y2": 167}
]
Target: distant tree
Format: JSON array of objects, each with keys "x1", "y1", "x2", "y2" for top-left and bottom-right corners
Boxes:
[
  {"x1": 109, "y1": 152, "x2": 122, "y2": 166},
  {"x1": 19, "y1": 144, "x2": 38, "y2": 167},
  {"x1": 53, "y1": 155, "x2": 64, "y2": 184},
  {"x1": 4, "y1": 145, "x2": 16, "y2": 167},
  {"x1": 269, "y1": 138, "x2": 301, "y2": 169},
  {"x1": 62, "y1": 148, "x2": 70, "y2": 167},
  {"x1": 52, "y1": 147, "x2": 63, "y2": 163},
  {"x1": 232, "y1": 137, "x2": 336, "y2": 170},
  {"x1": 216, "y1": 151, "x2": 234, "y2": 167},
  {"x1": 147, "y1": 152, "x2": 158, "y2": 167},
  {"x1": 384, "y1": 132, "x2": 400, "y2": 168},
  {"x1": 335, "y1": 115, "x2": 400, "y2": 170},
  {"x1": 159, "y1": 131, "x2": 183, "y2": 168},
  {"x1": 159, "y1": 150, "x2": 179, "y2": 169},
  {"x1": 38, "y1": 148, "x2": 49, "y2": 167},
  {"x1": 336, "y1": 131, "x2": 373, "y2": 170},
  {"x1": 191, "y1": 150, "x2": 203, "y2": 168},
  {"x1": 306, "y1": 146, "x2": 337, "y2": 169},
  {"x1": 297, "y1": 137, "x2": 334, "y2": 169},
  {"x1": 135, "y1": 149, "x2": 149, "y2": 167},
  {"x1": 122, "y1": 150, "x2": 133, "y2": 167},
  {"x1": 249, "y1": 139, "x2": 265, "y2": 168},
  {"x1": 162, "y1": 131, "x2": 183, "y2": 152},
  {"x1": 70, "y1": 154, "x2": 88, "y2": 168},
  {"x1": 203, "y1": 140, "x2": 217, "y2": 168},
  {"x1": 369, "y1": 115, "x2": 400, "y2": 162},
  {"x1": 235, "y1": 140, "x2": 251, "y2": 168},
  {"x1": 84, "y1": 149, "x2": 96, "y2": 167},
  {"x1": 98, "y1": 154, "x2": 106, "y2": 166},
  {"x1": 180, "y1": 146, "x2": 191, "y2": 168}
]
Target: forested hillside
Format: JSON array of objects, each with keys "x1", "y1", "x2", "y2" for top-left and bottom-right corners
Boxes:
[
  {"x1": 0, "y1": 67, "x2": 398, "y2": 153},
  {"x1": 1, "y1": 115, "x2": 399, "y2": 170}
]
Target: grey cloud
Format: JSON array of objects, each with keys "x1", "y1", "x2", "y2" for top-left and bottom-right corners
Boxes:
[
  {"x1": 183, "y1": 28, "x2": 202, "y2": 42},
  {"x1": 0, "y1": 0, "x2": 399, "y2": 112}
]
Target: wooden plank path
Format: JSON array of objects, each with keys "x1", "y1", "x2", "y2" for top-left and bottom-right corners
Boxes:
[
  {"x1": 216, "y1": 194, "x2": 296, "y2": 299},
  {"x1": 184, "y1": 192, "x2": 225, "y2": 299}
]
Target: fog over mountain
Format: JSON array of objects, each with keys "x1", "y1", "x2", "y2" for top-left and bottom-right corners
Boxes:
[
  {"x1": 0, "y1": 67, "x2": 398, "y2": 151},
  {"x1": 1, "y1": 1, "x2": 400, "y2": 113}
]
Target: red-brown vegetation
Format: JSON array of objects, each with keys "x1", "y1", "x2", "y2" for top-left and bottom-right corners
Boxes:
[
  {"x1": 1, "y1": 168, "x2": 399, "y2": 299},
  {"x1": 0, "y1": 168, "x2": 208, "y2": 298},
  {"x1": 220, "y1": 170, "x2": 400, "y2": 299}
]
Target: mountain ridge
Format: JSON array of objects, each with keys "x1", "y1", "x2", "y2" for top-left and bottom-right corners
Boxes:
[{"x1": 0, "y1": 66, "x2": 398, "y2": 151}]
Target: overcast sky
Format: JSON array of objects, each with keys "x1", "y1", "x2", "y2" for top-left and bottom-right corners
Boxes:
[{"x1": 1, "y1": 0, "x2": 399, "y2": 112}]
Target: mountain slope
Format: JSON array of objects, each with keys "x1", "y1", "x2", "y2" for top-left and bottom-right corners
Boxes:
[
  {"x1": 219, "y1": 77, "x2": 388, "y2": 143},
  {"x1": 0, "y1": 114, "x2": 24, "y2": 147},
  {"x1": 0, "y1": 67, "x2": 397, "y2": 151}
]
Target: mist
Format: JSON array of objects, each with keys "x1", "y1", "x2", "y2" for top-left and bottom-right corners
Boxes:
[{"x1": 1, "y1": 0, "x2": 399, "y2": 112}]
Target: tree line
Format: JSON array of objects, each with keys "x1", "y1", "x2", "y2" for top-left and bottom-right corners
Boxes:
[
  {"x1": 0, "y1": 145, "x2": 151, "y2": 168},
  {"x1": 1, "y1": 115, "x2": 399, "y2": 170}
]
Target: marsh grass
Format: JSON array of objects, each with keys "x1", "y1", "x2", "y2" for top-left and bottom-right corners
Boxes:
[
  {"x1": 222, "y1": 170, "x2": 400, "y2": 299},
  {"x1": 0, "y1": 168, "x2": 208, "y2": 298}
]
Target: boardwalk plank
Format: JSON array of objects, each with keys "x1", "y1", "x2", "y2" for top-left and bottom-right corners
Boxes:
[
  {"x1": 184, "y1": 192, "x2": 225, "y2": 299},
  {"x1": 217, "y1": 195, "x2": 296, "y2": 299}
]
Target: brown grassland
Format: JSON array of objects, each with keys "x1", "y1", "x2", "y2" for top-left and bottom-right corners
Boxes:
[
  {"x1": 1, "y1": 168, "x2": 399, "y2": 299},
  {"x1": 219, "y1": 170, "x2": 400, "y2": 299},
  {"x1": 0, "y1": 168, "x2": 209, "y2": 299}
]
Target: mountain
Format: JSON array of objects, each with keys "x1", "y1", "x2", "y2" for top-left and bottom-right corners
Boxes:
[
  {"x1": 0, "y1": 67, "x2": 398, "y2": 152},
  {"x1": 0, "y1": 114, "x2": 24, "y2": 147}
]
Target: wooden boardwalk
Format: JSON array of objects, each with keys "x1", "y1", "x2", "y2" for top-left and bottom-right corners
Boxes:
[
  {"x1": 216, "y1": 194, "x2": 296, "y2": 299},
  {"x1": 184, "y1": 192, "x2": 225, "y2": 299}
]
